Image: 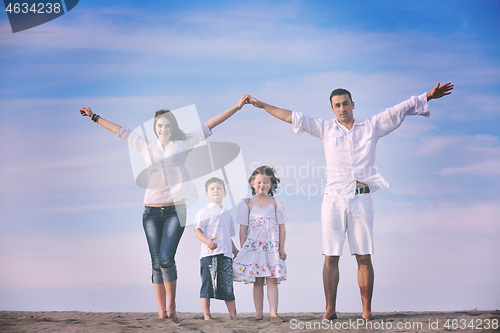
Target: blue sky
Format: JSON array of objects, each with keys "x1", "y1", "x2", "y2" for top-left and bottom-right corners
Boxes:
[{"x1": 1, "y1": 0, "x2": 499, "y2": 314}]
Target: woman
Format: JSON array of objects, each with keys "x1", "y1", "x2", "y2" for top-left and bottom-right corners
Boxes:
[{"x1": 79, "y1": 95, "x2": 249, "y2": 320}]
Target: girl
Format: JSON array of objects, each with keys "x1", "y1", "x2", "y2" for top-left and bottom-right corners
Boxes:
[
  {"x1": 233, "y1": 166, "x2": 287, "y2": 321},
  {"x1": 79, "y1": 95, "x2": 249, "y2": 320}
]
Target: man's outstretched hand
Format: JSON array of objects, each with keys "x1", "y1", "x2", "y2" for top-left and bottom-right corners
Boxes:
[{"x1": 427, "y1": 82, "x2": 454, "y2": 101}]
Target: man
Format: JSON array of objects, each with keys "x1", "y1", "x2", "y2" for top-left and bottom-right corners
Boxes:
[{"x1": 247, "y1": 82, "x2": 453, "y2": 320}]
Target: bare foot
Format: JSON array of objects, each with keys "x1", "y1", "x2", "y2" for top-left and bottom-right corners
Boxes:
[
  {"x1": 362, "y1": 311, "x2": 373, "y2": 321},
  {"x1": 230, "y1": 313, "x2": 238, "y2": 320},
  {"x1": 203, "y1": 314, "x2": 213, "y2": 320},
  {"x1": 322, "y1": 312, "x2": 337, "y2": 320},
  {"x1": 167, "y1": 311, "x2": 178, "y2": 322}
]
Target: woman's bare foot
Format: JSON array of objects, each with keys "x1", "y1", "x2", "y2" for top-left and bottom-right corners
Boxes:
[{"x1": 167, "y1": 311, "x2": 178, "y2": 321}]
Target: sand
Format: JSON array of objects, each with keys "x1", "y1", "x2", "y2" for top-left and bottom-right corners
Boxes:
[{"x1": 1, "y1": 310, "x2": 498, "y2": 332}]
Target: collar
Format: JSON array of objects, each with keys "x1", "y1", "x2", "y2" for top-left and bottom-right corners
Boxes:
[
  {"x1": 207, "y1": 202, "x2": 227, "y2": 212},
  {"x1": 333, "y1": 118, "x2": 364, "y2": 132}
]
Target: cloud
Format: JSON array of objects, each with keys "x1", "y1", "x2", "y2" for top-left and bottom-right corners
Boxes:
[{"x1": 438, "y1": 159, "x2": 500, "y2": 176}]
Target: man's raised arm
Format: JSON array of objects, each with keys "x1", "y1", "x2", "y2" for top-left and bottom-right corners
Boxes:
[{"x1": 248, "y1": 96, "x2": 293, "y2": 124}]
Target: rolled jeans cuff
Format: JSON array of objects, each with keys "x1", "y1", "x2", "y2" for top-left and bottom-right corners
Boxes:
[{"x1": 152, "y1": 264, "x2": 178, "y2": 284}]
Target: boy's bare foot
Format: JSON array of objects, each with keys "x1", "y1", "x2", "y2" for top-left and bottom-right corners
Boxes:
[{"x1": 230, "y1": 313, "x2": 238, "y2": 320}]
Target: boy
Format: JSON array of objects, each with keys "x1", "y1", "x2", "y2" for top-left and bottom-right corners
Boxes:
[{"x1": 193, "y1": 177, "x2": 239, "y2": 320}]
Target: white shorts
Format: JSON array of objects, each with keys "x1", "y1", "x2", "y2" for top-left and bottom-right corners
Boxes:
[{"x1": 321, "y1": 190, "x2": 374, "y2": 256}]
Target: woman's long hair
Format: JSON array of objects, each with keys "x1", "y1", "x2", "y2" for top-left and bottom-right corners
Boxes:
[{"x1": 153, "y1": 109, "x2": 187, "y2": 141}]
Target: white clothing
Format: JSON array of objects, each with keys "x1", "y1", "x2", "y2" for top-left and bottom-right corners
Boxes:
[
  {"x1": 292, "y1": 93, "x2": 429, "y2": 198},
  {"x1": 193, "y1": 203, "x2": 236, "y2": 259},
  {"x1": 321, "y1": 190, "x2": 374, "y2": 255},
  {"x1": 117, "y1": 123, "x2": 212, "y2": 205},
  {"x1": 233, "y1": 197, "x2": 287, "y2": 284}
]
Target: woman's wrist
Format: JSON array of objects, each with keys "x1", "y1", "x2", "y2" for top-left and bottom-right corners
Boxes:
[{"x1": 91, "y1": 113, "x2": 101, "y2": 124}]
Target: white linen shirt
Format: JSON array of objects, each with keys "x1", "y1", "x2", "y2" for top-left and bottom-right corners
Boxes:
[
  {"x1": 292, "y1": 93, "x2": 429, "y2": 198},
  {"x1": 117, "y1": 123, "x2": 212, "y2": 205},
  {"x1": 193, "y1": 203, "x2": 236, "y2": 259}
]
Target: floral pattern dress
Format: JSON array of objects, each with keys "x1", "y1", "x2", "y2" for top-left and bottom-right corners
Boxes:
[{"x1": 233, "y1": 197, "x2": 287, "y2": 284}]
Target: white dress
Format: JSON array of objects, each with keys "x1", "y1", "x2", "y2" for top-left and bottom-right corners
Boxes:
[{"x1": 233, "y1": 197, "x2": 287, "y2": 284}]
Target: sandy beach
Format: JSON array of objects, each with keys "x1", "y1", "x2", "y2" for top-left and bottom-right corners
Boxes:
[{"x1": 1, "y1": 310, "x2": 498, "y2": 332}]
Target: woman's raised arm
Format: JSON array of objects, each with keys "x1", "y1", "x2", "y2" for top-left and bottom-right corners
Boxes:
[
  {"x1": 206, "y1": 94, "x2": 249, "y2": 130},
  {"x1": 79, "y1": 107, "x2": 122, "y2": 134}
]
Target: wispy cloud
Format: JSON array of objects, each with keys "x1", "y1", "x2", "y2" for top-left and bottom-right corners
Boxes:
[{"x1": 438, "y1": 159, "x2": 500, "y2": 176}]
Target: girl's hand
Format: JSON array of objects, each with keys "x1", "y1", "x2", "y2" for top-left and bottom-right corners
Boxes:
[
  {"x1": 279, "y1": 249, "x2": 287, "y2": 261},
  {"x1": 233, "y1": 249, "x2": 239, "y2": 259},
  {"x1": 79, "y1": 107, "x2": 94, "y2": 118}
]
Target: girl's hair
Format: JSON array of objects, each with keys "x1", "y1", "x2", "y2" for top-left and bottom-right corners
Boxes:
[
  {"x1": 153, "y1": 110, "x2": 187, "y2": 141},
  {"x1": 248, "y1": 165, "x2": 280, "y2": 196}
]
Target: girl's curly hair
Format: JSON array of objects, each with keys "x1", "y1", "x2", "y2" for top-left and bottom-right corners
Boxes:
[{"x1": 248, "y1": 165, "x2": 280, "y2": 196}]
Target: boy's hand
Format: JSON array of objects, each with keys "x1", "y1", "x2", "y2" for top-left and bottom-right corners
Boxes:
[
  {"x1": 279, "y1": 249, "x2": 287, "y2": 260},
  {"x1": 205, "y1": 237, "x2": 218, "y2": 250}
]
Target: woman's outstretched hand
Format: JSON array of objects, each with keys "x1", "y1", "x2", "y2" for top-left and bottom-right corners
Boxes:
[
  {"x1": 79, "y1": 107, "x2": 94, "y2": 118},
  {"x1": 236, "y1": 94, "x2": 251, "y2": 109}
]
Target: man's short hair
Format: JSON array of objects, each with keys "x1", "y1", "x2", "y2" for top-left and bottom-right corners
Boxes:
[
  {"x1": 205, "y1": 177, "x2": 226, "y2": 192},
  {"x1": 329, "y1": 88, "x2": 353, "y2": 107}
]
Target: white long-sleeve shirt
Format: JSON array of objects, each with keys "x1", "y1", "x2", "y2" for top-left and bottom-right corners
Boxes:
[
  {"x1": 292, "y1": 93, "x2": 429, "y2": 198},
  {"x1": 117, "y1": 123, "x2": 212, "y2": 205}
]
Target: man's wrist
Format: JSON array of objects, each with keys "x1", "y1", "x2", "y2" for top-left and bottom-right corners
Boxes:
[{"x1": 426, "y1": 92, "x2": 432, "y2": 101}]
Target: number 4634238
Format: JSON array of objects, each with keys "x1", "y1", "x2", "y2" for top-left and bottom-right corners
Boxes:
[{"x1": 5, "y1": 2, "x2": 61, "y2": 14}]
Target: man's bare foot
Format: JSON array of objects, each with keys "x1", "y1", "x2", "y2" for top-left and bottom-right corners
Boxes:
[
  {"x1": 362, "y1": 311, "x2": 373, "y2": 321},
  {"x1": 322, "y1": 311, "x2": 337, "y2": 320},
  {"x1": 203, "y1": 314, "x2": 213, "y2": 320},
  {"x1": 229, "y1": 313, "x2": 238, "y2": 320}
]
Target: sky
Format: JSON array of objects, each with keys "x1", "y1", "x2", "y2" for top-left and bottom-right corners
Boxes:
[{"x1": 1, "y1": 0, "x2": 499, "y2": 315}]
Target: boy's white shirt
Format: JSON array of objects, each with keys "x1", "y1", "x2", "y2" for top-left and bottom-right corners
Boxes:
[{"x1": 193, "y1": 203, "x2": 236, "y2": 259}]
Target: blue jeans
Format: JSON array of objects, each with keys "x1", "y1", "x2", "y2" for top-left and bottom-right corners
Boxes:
[
  {"x1": 142, "y1": 205, "x2": 187, "y2": 284},
  {"x1": 200, "y1": 254, "x2": 235, "y2": 301}
]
